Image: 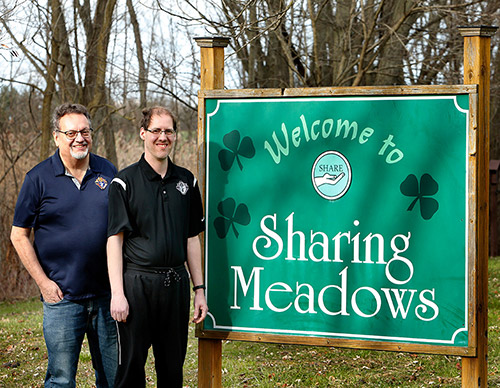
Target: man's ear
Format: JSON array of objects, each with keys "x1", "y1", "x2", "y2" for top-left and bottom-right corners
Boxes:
[
  {"x1": 139, "y1": 127, "x2": 146, "y2": 140},
  {"x1": 52, "y1": 131, "x2": 60, "y2": 147}
]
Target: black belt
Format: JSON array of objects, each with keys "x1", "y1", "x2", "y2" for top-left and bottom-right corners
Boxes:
[{"x1": 125, "y1": 262, "x2": 186, "y2": 287}]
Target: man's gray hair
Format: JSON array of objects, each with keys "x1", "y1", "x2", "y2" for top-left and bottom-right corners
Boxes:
[{"x1": 52, "y1": 103, "x2": 91, "y2": 132}]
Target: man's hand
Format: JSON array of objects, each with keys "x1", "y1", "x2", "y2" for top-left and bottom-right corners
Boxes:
[
  {"x1": 39, "y1": 278, "x2": 64, "y2": 303},
  {"x1": 10, "y1": 226, "x2": 64, "y2": 304},
  {"x1": 111, "y1": 293, "x2": 129, "y2": 322},
  {"x1": 192, "y1": 290, "x2": 208, "y2": 324},
  {"x1": 107, "y1": 233, "x2": 128, "y2": 322}
]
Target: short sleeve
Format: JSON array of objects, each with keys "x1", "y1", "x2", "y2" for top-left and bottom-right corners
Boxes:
[
  {"x1": 107, "y1": 177, "x2": 134, "y2": 237},
  {"x1": 188, "y1": 178, "x2": 205, "y2": 237},
  {"x1": 12, "y1": 174, "x2": 40, "y2": 228}
]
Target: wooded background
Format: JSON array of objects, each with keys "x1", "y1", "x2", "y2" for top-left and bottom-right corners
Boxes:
[{"x1": 0, "y1": 0, "x2": 499, "y2": 300}]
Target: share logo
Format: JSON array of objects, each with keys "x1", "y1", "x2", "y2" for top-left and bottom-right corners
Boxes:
[{"x1": 311, "y1": 151, "x2": 352, "y2": 201}]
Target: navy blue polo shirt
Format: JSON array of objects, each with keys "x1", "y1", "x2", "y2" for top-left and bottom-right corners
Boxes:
[
  {"x1": 12, "y1": 150, "x2": 117, "y2": 300},
  {"x1": 107, "y1": 154, "x2": 204, "y2": 268}
]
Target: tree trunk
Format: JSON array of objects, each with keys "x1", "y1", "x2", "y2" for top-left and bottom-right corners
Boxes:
[
  {"x1": 83, "y1": 0, "x2": 118, "y2": 166},
  {"x1": 40, "y1": 0, "x2": 64, "y2": 161},
  {"x1": 374, "y1": 0, "x2": 420, "y2": 85},
  {"x1": 54, "y1": 1, "x2": 78, "y2": 102},
  {"x1": 127, "y1": 0, "x2": 147, "y2": 108}
]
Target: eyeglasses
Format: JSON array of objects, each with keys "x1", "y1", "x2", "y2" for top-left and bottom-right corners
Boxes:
[
  {"x1": 56, "y1": 128, "x2": 93, "y2": 140},
  {"x1": 145, "y1": 128, "x2": 176, "y2": 136}
]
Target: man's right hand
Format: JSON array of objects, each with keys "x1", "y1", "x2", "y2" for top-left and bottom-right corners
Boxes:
[
  {"x1": 111, "y1": 293, "x2": 129, "y2": 322},
  {"x1": 11, "y1": 226, "x2": 65, "y2": 304},
  {"x1": 40, "y1": 279, "x2": 64, "y2": 303}
]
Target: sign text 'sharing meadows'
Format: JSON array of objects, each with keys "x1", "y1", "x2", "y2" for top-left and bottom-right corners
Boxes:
[{"x1": 202, "y1": 90, "x2": 475, "y2": 353}]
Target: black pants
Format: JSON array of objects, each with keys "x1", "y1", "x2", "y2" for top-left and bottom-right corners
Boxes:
[{"x1": 115, "y1": 265, "x2": 190, "y2": 388}]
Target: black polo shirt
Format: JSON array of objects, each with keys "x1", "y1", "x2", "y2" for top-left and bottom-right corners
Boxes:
[{"x1": 107, "y1": 154, "x2": 204, "y2": 268}]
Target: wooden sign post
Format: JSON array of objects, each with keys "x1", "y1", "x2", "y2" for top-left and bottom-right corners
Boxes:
[
  {"x1": 459, "y1": 25, "x2": 497, "y2": 388},
  {"x1": 195, "y1": 36, "x2": 229, "y2": 388}
]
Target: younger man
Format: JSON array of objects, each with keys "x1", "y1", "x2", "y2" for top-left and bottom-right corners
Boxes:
[{"x1": 107, "y1": 106, "x2": 207, "y2": 387}]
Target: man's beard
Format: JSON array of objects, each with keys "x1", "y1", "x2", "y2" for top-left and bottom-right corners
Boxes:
[{"x1": 70, "y1": 147, "x2": 89, "y2": 160}]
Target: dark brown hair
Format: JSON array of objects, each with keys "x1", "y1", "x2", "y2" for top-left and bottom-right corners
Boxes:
[{"x1": 140, "y1": 106, "x2": 177, "y2": 132}]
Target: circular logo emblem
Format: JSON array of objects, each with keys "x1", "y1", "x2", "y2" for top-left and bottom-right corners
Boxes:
[{"x1": 311, "y1": 151, "x2": 352, "y2": 200}]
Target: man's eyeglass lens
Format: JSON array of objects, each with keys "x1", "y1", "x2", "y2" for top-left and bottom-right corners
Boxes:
[
  {"x1": 57, "y1": 128, "x2": 93, "y2": 139},
  {"x1": 146, "y1": 128, "x2": 175, "y2": 136}
]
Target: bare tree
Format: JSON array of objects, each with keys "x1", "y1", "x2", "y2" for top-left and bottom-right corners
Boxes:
[
  {"x1": 1, "y1": 0, "x2": 119, "y2": 162},
  {"x1": 165, "y1": 1, "x2": 493, "y2": 87}
]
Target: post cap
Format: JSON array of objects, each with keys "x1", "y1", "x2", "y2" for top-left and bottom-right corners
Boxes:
[
  {"x1": 194, "y1": 36, "x2": 231, "y2": 48},
  {"x1": 458, "y1": 26, "x2": 498, "y2": 37}
]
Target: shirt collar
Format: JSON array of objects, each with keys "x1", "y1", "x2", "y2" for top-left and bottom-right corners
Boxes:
[
  {"x1": 51, "y1": 150, "x2": 100, "y2": 176},
  {"x1": 139, "y1": 153, "x2": 180, "y2": 181}
]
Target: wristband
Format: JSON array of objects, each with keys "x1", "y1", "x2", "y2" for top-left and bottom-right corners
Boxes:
[{"x1": 193, "y1": 284, "x2": 206, "y2": 291}]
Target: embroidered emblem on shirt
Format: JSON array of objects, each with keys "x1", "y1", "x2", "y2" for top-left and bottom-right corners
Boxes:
[
  {"x1": 176, "y1": 181, "x2": 189, "y2": 195},
  {"x1": 95, "y1": 176, "x2": 108, "y2": 190}
]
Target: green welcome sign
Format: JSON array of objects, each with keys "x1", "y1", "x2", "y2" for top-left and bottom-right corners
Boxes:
[{"x1": 200, "y1": 86, "x2": 478, "y2": 355}]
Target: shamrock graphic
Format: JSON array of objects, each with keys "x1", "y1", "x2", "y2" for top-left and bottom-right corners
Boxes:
[
  {"x1": 218, "y1": 130, "x2": 256, "y2": 171},
  {"x1": 214, "y1": 198, "x2": 251, "y2": 238},
  {"x1": 400, "y1": 173, "x2": 439, "y2": 220}
]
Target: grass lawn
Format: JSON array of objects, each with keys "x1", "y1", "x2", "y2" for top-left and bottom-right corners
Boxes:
[{"x1": 2, "y1": 258, "x2": 500, "y2": 387}]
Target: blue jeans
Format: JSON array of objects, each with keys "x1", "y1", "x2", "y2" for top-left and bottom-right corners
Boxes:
[{"x1": 42, "y1": 295, "x2": 118, "y2": 387}]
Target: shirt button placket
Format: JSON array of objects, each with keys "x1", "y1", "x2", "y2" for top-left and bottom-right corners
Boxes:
[{"x1": 162, "y1": 181, "x2": 168, "y2": 202}]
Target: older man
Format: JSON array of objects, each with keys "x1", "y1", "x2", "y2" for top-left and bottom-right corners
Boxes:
[{"x1": 10, "y1": 103, "x2": 118, "y2": 387}]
